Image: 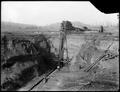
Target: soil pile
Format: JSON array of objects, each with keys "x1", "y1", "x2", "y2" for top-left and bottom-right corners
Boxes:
[{"x1": 1, "y1": 33, "x2": 58, "y2": 91}]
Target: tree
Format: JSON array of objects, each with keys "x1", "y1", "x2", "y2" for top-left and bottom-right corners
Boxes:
[
  {"x1": 83, "y1": 26, "x2": 88, "y2": 30},
  {"x1": 61, "y1": 21, "x2": 75, "y2": 32}
]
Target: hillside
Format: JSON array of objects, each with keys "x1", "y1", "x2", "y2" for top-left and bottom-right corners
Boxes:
[
  {"x1": 1, "y1": 22, "x2": 47, "y2": 33},
  {"x1": 42, "y1": 21, "x2": 100, "y2": 31},
  {"x1": 44, "y1": 21, "x2": 119, "y2": 32},
  {"x1": 1, "y1": 21, "x2": 119, "y2": 33}
]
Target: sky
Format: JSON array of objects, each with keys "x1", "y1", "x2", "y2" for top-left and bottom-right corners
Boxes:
[{"x1": 1, "y1": 1, "x2": 119, "y2": 26}]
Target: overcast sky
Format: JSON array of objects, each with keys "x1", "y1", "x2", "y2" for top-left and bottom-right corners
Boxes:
[{"x1": 1, "y1": 1, "x2": 118, "y2": 26}]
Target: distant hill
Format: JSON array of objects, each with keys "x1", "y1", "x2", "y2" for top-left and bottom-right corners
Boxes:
[
  {"x1": 72, "y1": 21, "x2": 100, "y2": 30},
  {"x1": 42, "y1": 22, "x2": 61, "y2": 31},
  {"x1": 1, "y1": 22, "x2": 43, "y2": 33},
  {"x1": 1, "y1": 21, "x2": 118, "y2": 33},
  {"x1": 42, "y1": 21, "x2": 100, "y2": 32},
  {"x1": 1, "y1": 22, "x2": 41, "y2": 29}
]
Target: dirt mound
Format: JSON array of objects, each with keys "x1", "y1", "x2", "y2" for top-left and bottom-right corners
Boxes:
[{"x1": 1, "y1": 34, "x2": 57, "y2": 91}]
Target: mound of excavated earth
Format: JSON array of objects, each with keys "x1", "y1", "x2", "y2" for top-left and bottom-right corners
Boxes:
[{"x1": 1, "y1": 33, "x2": 57, "y2": 91}]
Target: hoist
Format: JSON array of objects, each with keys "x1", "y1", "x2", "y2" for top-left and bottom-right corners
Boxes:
[{"x1": 57, "y1": 21, "x2": 69, "y2": 70}]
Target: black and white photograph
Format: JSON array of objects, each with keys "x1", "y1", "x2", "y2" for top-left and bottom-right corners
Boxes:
[{"x1": 1, "y1": 1, "x2": 119, "y2": 91}]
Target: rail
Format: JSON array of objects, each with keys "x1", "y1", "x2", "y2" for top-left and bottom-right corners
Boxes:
[
  {"x1": 28, "y1": 67, "x2": 57, "y2": 91},
  {"x1": 28, "y1": 56, "x2": 73, "y2": 91},
  {"x1": 84, "y1": 40, "x2": 115, "y2": 72}
]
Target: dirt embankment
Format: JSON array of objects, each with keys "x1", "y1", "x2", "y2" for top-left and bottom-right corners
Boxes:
[
  {"x1": 1, "y1": 33, "x2": 58, "y2": 91},
  {"x1": 68, "y1": 34, "x2": 119, "y2": 91}
]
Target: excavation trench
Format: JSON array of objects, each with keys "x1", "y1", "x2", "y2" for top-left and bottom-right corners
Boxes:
[{"x1": 1, "y1": 32, "x2": 119, "y2": 91}]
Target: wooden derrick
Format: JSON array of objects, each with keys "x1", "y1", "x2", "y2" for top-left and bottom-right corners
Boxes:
[{"x1": 58, "y1": 21, "x2": 70, "y2": 69}]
